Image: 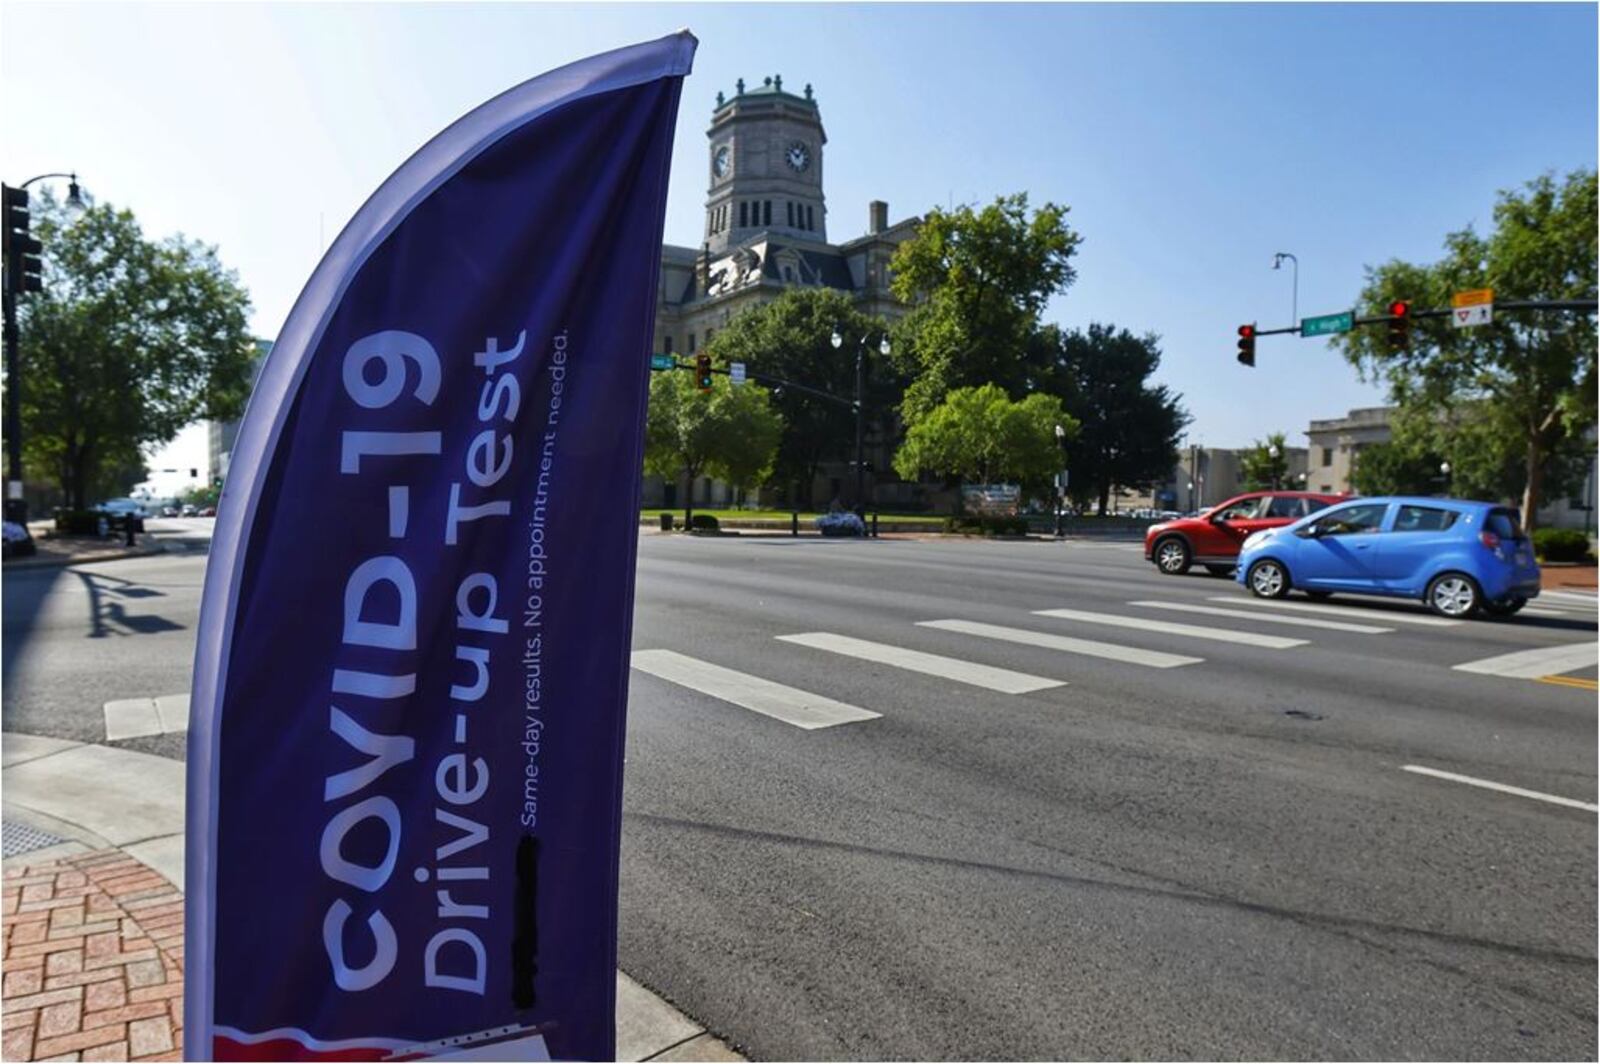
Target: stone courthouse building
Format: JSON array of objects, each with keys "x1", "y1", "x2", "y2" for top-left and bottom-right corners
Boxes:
[{"x1": 644, "y1": 75, "x2": 921, "y2": 510}]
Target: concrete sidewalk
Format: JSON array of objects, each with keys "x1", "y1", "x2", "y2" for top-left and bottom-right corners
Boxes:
[{"x1": 2, "y1": 733, "x2": 743, "y2": 1062}]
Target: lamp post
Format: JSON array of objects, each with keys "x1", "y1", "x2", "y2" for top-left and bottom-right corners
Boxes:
[
  {"x1": 4, "y1": 172, "x2": 86, "y2": 523},
  {"x1": 1268, "y1": 443, "x2": 1281, "y2": 491},
  {"x1": 1439, "y1": 460, "x2": 1452, "y2": 496},
  {"x1": 1054, "y1": 423, "x2": 1067, "y2": 536},
  {"x1": 1272, "y1": 252, "x2": 1298, "y2": 327},
  {"x1": 831, "y1": 329, "x2": 889, "y2": 517}
]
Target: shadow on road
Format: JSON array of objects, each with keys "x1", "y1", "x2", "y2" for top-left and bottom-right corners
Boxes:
[
  {"x1": 1, "y1": 566, "x2": 68, "y2": 695},
  {"x1": 74, "y1": 570, "x2": 184, "y2": 639}
]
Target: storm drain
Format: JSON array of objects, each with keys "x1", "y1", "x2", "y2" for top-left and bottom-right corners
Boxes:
[{"x1": 2, "y1": 819, "x2": 66, "y2": 859}]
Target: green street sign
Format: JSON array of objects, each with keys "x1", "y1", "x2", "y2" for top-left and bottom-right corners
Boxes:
[
  {"x1": 649, "y1": 353, "x2": 675, "y2": 371},
  {"x1": 1300, "y1": 311, "x2": 1354, "y2": 337}
]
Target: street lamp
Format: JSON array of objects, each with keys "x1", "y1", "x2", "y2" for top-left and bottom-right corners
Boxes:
[
  {"x1": 1272, "y1": 252, "x2": 1298, "y2": 327},
  {"x1": 1054, "y1": 423, "x2": 1068, "y2": 537},
  {"x1": 830, "y1": 329, "x2": 889, "y2": 517},
  {"x1": 1439, "y1": 460, "x2": 1452, "y2": 496},
  {"x1": 4, "y1": 171, "x2": 87, "y2": 523},
  {"x1": 1268, "y1": 443, "x2": 1281, "y2": 491}
]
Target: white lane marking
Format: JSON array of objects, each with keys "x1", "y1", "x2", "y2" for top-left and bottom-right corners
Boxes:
[
  {"x1": 776, "y1": 632, "x2": 1063, "y2": 694},
  {"x1": 917, "y1": 620, "x2": 1202, "y2": 668},
  {"x1": 1127, "y1": 600, "x2": 1394, "y2": 634},
  {"x1": 1402, "y1": 765, "x2": 1598, "y2": 813},
  {"x1": 103, "y1": 694, "x2": 190, "y2": 742},
  {"x1": 1541, "y1": 590, "x2": 1599, "y2": 606},
  {"x1": 630, "y1": 649, "x2": 880, "y2": 730},
  {"x1": 1451, "y1": 641, "x2": 1599, "y2": 679},
  {"x1": 1033, "y1": 607, "x2": 1307, "y2": 649},
  {"x1": 1519, "y1": 606, "x2": 1596, "y2": 619},
  {"x1": 1207, "y1": 596, "x2": 1461, "y2": 627},
  {"x1": 104, "y1": 698, "x2": 162, "y2": 742}
]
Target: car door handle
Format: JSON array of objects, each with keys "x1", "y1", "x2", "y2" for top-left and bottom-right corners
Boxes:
[{"x1": 1354, "y1": 543, "x2": 1372, "y2": 550}]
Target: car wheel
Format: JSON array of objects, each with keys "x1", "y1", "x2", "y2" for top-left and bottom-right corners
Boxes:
[
  {"x1": 1304, "y1": 591, "x2": 1333, "y2": 601},
  {"x1": 1204, "y1": 564, "x2": 1235, "y2": 576},
  {"x1": 1482, "y1": 596, "x2": 1527, "y2": 618},
  {"x1": 1247, "y1": 559, "x2": 1291, "y2": 599},
  {"x1": 1426, "y1": 572, "x2": 1482, "y2": 618},
  {"x1": 1154, "y1": 537, "x2": 1191, "y2": 575}
]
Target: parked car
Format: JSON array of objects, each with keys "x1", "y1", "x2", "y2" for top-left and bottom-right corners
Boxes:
[
  {"x1": 1234, "y1": 496, "x2": 1540, "y2": 618},
  {"x1": 181, "y1": 504, "x2": 198, "y2": 517},
  {"x1": 1144, "y1": 491, "x2": 1346, "y2": 576},
  {"x1": 198, "y1": 505, "x2": 217, "y2": 517},
  {"x1": 95, "y1": 498, "x2": 146, "y2": 518},
  {"x1": 161, "y1": 505, "x2": 179, "y2": 518}
]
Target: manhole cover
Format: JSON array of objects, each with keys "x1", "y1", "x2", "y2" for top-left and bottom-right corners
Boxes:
[{"x1": 2, "y1": 820, "x2": 66, "y2": 859}]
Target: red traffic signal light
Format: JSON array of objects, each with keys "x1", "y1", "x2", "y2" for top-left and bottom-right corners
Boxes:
[
  {"x1": 1236, "y1": 323, "x2": 1256, "y2": 367},
  {"x1": 695, "y1": 354, "x2": 713, "y2": 392},
  {"x1": 1386, "y1": 300, "x2": 1411, "y2": 350}
]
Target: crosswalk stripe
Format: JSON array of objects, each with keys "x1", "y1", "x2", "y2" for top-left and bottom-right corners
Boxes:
[
  {"x1": 1520, "y1": 606, "x2": 1595, "y2": 619},
  {"x1": 1206, "y1": 596, "x2": 1461, "y2": 627},
  {"x1": 631, "y1": 650, "x2": 880, "y2": 730},
  {"x1": 776, "y1": 632, "x2": 1064, "y2": 694},
  {"x1": 1540, "y1": 590, "x2": 1599, "y2": 606},
  {"x1": 1126, "y1": 600, "x2": 1394, "y2": 634},
  {"x1": 917, "y1": 619, "x2": 1202, "y2": 668},
  {"x1": 1033, "y1": 607, "x2": 1307, "y2": 649},
  {"x1": 1451, "y1": 641, "x2": 1599, "y2": 680}
]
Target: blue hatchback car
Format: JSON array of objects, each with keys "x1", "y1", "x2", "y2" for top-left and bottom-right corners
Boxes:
[{"x1": 1234, "y1": 496, "x2": 1541, "y2": 618}]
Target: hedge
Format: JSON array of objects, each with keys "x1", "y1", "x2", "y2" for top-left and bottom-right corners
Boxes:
[{"x1": 1532, "y1": 527, "x2": 1591, "y2": 563}]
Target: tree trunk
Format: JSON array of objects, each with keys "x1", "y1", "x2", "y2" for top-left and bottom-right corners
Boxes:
[
  {"x1": 1097, "y1": 480, "x2": 1110, "y2": 517},
  {"x1": 1521, "y1": 436, "x2": 1543, "y2": 533},
  {"x1": 682, "y1": 466, "x2": 695, "y2": 530}
]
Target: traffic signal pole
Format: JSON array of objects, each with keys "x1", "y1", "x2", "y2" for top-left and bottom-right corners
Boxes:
[
  {"x1": 3, "y1": 279, "x2": 20, "y2": 523},
  {"x1": 1236, "y1": 299, "x2": 1599, "y2": 360}
]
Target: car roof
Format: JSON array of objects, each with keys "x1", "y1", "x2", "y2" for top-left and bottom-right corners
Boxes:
[{"x1": 1322, "y1": 495, "x2": 1498, "y2": 511}]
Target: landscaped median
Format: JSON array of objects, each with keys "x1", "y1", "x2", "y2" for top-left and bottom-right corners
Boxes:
[{"x1": 640, "y1": 509, "x2": 949, "y2": 535}]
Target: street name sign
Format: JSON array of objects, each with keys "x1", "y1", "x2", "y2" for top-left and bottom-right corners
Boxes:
[
  {"x1": 1452, "y1": 288, "x2": 1493, "y2": 328},
  {"x1": 730, "y1": 361, "x2": 746, "y2": 384},
  {"x1": 650, "y1": 353, "x2": 675, "y2": 370},
  {"x1": 1300, "y1": 311, "x2": 1353, "y2": 337}
]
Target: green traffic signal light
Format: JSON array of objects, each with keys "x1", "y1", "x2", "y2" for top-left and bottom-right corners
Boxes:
[{"x1": 695, "y1": 354, "x2": 713, "y2": 391}]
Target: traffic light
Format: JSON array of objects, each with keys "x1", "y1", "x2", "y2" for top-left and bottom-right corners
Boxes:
[
  {"x1": 1386, "y1": 301, "x2": 1410, "y2": 351},
  {"x1": 1236, "y1": 323, "x2": 1256, "y2": 367},
  {"x1": 695, "y1": 354, "x2": 713, "y2": 392},
  {"x1": 3, "y1": 185, "x2": 42, "y2": 295}
]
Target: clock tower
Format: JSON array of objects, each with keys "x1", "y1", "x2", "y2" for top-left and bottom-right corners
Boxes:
[{"x1": 704, "y1": 75, "x2": 827, "y2": 253}]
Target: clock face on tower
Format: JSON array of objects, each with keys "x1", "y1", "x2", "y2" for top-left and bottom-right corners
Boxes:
[
  {"x1": 785, "y1": 141, "x2": 811, "y2": 173},
  {"x1": 713, "y1": 144, "x2": 731, "y2": 179}
]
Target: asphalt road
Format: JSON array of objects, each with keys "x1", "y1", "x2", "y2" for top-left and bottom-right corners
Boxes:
[{"x1": 3, "y1": 525, "x2": 1596, "y2": 1059}]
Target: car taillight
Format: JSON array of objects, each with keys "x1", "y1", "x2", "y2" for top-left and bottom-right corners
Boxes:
[{"x1": 1479, "y1": 531, "x2": 1501, "y2": 551}]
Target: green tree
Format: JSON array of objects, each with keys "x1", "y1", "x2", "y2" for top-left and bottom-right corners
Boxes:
[
  {"x1": 1054, "y1": 324, "x2": 1190, "y2": 515},
  {"x1": 705, "y1": 288, "x2": 902, "y2": 507},
  {"x1": 1238, "y1": 432, "x2": 1291, "y2": 491},
  {"x1": 643, "y1": 370, "x2": 783, "y2": 526},
  {"x1": 15, "y1": 195, "x2": 255, "y2": 509},
  {"x1": 1347, "y1": 439, "x2": 1447, "y2": 497},
  {"x1": 892, "y1": 384, "x2": 1076, "y2": 493},
  {"x1": 888, "y1": 193, "x2": 1082, "y2": 421},
  {"x1": 1333, "y1": 170, "x2": 1597, "y2": 528}
]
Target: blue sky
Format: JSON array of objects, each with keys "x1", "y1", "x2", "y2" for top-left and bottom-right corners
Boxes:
[{"x1": 3, "y1": 2, "x2": 1594, "y2": 481}]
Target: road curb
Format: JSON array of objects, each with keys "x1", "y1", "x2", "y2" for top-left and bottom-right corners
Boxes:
[{"x1": 0, "y1": 732, "x2": 744, "y2": 1061}]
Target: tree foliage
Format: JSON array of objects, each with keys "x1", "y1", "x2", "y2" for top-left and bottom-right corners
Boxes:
[
  {"x1": 892, "y1": 383, "x2": 1076, "y2": 491},
  {"x1": 1348, "y1": 439, "x2": 1447, "y2": 497},
  {"x1": 1332, "y1": 170, "x2": 1597, "y2": 527},
  {"x1": 643, "y1": 369, "x2": 783, "y2": 524},
  {"x1": 888, "y1": 193, "x2": 1082, "y2": 421},
  {"x1": 1238, "y1": 432, "x2": 1291, "y2": 491},
  {"x1": 1053, "y1": 324, "x2": 1190, "y2": 514},
  {"x1": 705, "y1": 288, "x2": 900, "y2": 507},
  {"x1": 16, "y1": 195, "x2": 255, "y2": 509}
]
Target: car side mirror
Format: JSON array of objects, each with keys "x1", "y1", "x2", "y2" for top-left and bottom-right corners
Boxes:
[{"x1": 1297, "y1": 522, "x2": 1322, "y2": 538}]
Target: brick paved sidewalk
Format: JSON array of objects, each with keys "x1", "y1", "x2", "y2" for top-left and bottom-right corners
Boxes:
[{"x1": 2, "y1": 851, "x2": 183, "y2": 1062}]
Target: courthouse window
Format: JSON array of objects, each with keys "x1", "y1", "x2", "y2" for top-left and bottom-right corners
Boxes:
[{"x1": 763, "y1": 201, "x2": 772, "y2": 225}]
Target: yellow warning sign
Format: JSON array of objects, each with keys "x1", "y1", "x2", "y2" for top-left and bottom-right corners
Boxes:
[{"x1": 1451, "y1": 288, "x2": 1493, "y2": 307}]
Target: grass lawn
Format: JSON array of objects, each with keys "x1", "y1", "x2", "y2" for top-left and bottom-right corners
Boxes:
[{"x1": 639, "y1": 508, "x2": 947, "y2": 526}]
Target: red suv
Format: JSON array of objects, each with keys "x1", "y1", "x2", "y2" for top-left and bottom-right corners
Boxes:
[{"x1": 1144, "y1": 491, "x2": 1346, "y2": 576}]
